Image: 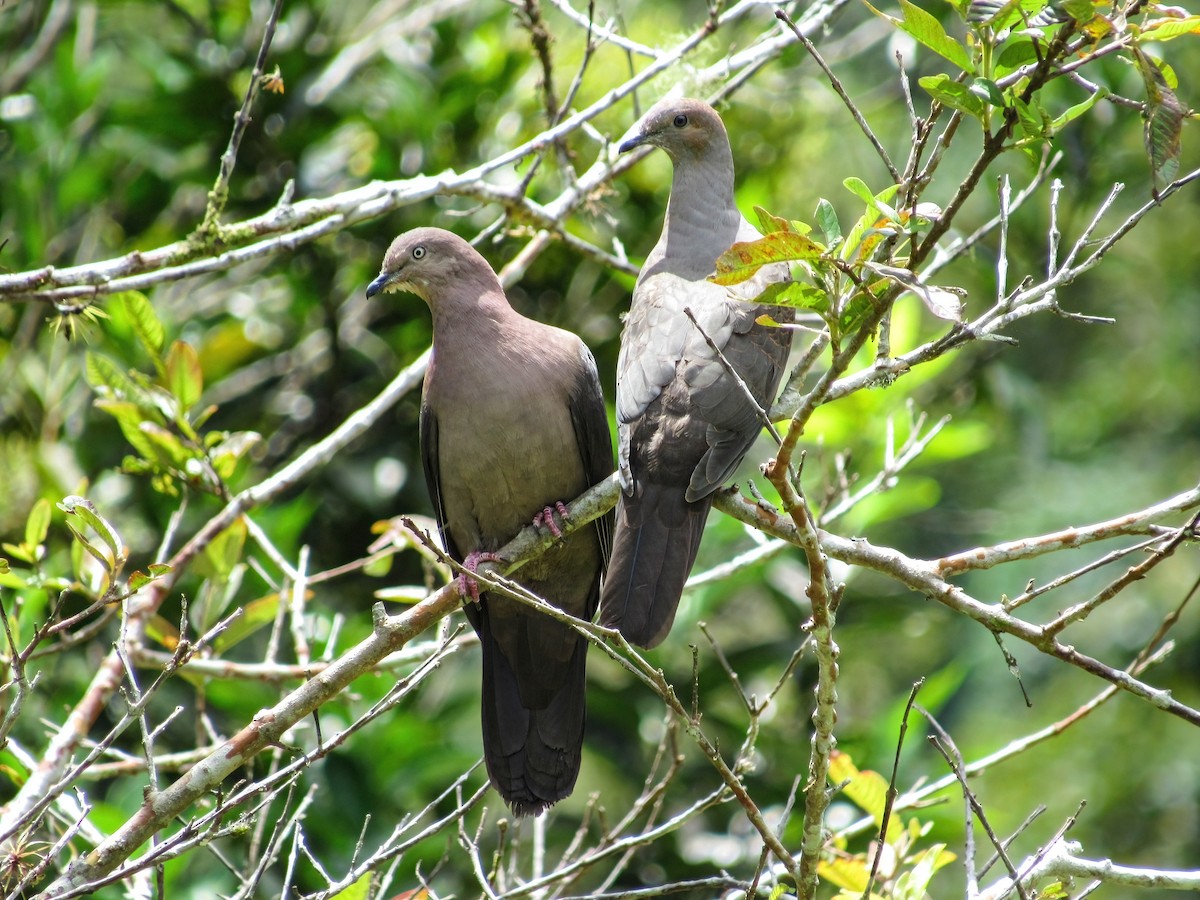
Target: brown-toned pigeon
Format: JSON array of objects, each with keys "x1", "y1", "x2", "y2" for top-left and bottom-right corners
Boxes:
[
  {"x1": 599, "y1": 98, "x2": 792, "y2": 649},
  {"x1": 367, "y1": 227, "x2": 614, "y2": 815}
]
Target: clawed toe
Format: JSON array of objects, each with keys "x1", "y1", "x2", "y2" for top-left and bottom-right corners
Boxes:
[
  {"x1": 458, "y1": 550, "x2": 504, "y2": 602},
  {"x1": 533, "y1": 501, "x2": 571, "y2": 540}
]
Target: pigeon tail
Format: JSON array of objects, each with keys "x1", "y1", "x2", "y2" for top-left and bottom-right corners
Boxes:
[
  {"x1": 478, "y1": 622, "x2": 587, "y2": 816},
  {"x1": 599, "y1": 481, "x2": 712, "y2": 649}
]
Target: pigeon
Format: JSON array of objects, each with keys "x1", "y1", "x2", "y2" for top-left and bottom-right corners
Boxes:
[
  {"x1": 599, "y1": 98, "x2": 792, "y2": 649},
  {"x1": 368, "y1": 227, "x2": 614, "y2": 814}
]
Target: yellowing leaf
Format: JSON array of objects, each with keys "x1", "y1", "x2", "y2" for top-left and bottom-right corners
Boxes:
[{"x1": 710, "y1": 233, "x2": 825, "y2": 286}]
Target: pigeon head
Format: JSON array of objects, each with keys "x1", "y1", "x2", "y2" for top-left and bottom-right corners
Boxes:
[
  {"x1": 617, "y1": 97, "x2": 730, "y2": 162},
  {"x1": 366, "y1": 227, "x2": 496, "y2": 304}
]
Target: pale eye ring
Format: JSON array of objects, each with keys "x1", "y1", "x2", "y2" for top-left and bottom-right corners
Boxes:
[
  {"x1": 412, "y1": 246, "x2": 427, "y2": 260},
  {"x1": 672, "y1": 114, "x2": 688, "y2": 128}
]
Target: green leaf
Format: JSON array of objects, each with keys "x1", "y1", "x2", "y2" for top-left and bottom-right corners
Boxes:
[
  {"x1": 1012, "y1": 95, "x2": 1051, "y2": 144},
  {"x1": 1, "y1": 543, "x2": 34, "y2": 565},
  {"x1": 755, "y1": 281, "x2": 829, "y2": 311},
  {"x1": 86, "y1": 352, "x2": 139, "y2": 401},
  {"x1": 1135, "y1": 48, "x2": 1184, "y2": 197},
  {"x1": 1049, "y1": 87, "x2": 1107, "y2": 131},
  {"x1": 214, "y1": 592, "x2": 282, "y2": 653},
  {"x1": 919, "y1": 74, "x2": 986, "y2": 119},
  {"x1": 120, "y1": 291, "x2": 165, "y2": 363},
  {"x1": 896, "y1": 0, "x2": 974, "y2": 71},
  {"x1": 969, "y1": 77, "x2": 1005, "y2": 107},
  {"x1": 753, "y1": 205, "x2": 794, "y2": 235},
  {"x1": 59, "y1": 496, "x2": 124, "y2": 566},
  {"x1": 127, "y1": 565, "x2": 172, "y2": 595},
  {"x1": 65, "y1": 522, "x2": 115, "y2": 575},
  {"x1": 204, "y1": 518, "x2": 247, "y2": 580},
  {"x1": 139, "y1": 422, "x2": 194, "y2": 470},
  {"x1": 842, "y1": 176, "x2": 875, "y2": 206},
  {"x1": 864, "y1": 0, "x2": 974, "y2": 70},
  {"x1": 165, "y1": 340, "x2": 203, "y2": 412},
  {"x1": 329, "y1": 871, "x2": 376, "y2": 900},
  {"x1": 967, "y1": 0, "x2": 1050, "y2": 27},
  {"x1": 894, "y1": 844, "x2": 956, "y2": 899},
  {"x1": 710, "y1": 232, "x2": 825, "y2": 286},
  {"x1": 95, "y1": 399, "x2": 160, "y2": 460},
  {"x1": 1062, "y1": 0, "x2": 1097, "y2": 25},
  {"x1": 24, "y1": 498, "x2": 52, "y2": 549},
  {"x1": 995, "y1": 39, "x2": 1039, "y2": 77},
  {"x1": 815, "y1": 198, "x2": 842, "y2": 246},
  {"x1": 1138, "y1": 14, "x2": 1200, "y2": 41},
  {"x1": 208, "y1": 431, "x2": 261, "y2": 480}
]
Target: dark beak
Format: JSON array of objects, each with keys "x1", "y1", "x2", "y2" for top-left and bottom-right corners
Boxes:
[
  {"x1": 618, "y1": 132, "x2": 646, "y2": 154},
  {"x1": 365, "y1": 272, "x2": 392, "y2": 298}
]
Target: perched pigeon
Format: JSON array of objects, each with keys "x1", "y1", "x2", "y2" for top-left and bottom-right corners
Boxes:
[
  {"x1": 600, "y1": 99, "x2": 792, "y2": 649},
  {"x1": 368, "y1": 228, "x2": 614, "y2": 814}
]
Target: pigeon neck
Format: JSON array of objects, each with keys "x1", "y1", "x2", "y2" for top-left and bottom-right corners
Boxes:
[
  {"x1": 429, "y1": 277, "x2": 517, "y2": 336},
  {"x1": 663, "y1": 147, "x2": 741, "y2": 258}
]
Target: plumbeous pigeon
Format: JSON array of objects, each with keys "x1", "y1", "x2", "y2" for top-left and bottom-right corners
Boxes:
[
  {"x1": 367, "y1": 227, "x2": 614, "y2": 815},
  {"x1": 599, "y1": 98, "x2": 793, "y2": 649}
]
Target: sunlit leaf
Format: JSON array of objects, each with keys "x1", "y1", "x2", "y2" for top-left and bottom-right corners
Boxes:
[
  {"x1": 1049, "y1": 87, "x2": 1107, "y2": 131},
  {"x1": 995, "y1": 39, "x2": 1039, "y2": 77},
  {"x1": 863, "y1": 0, "x2": 974, "y2": 70},
  {"x1": 754, "y1": 281, "x2": 829, "y2": 311},
  {"x1": 919, "y1": 74, "x2": 986, "y2": 120},
  {"x1": 24, "y1": 498, "x2": 52, "y2": 549},
  {"x1": 710, "y1": 232, "x2": 825, "y2": 286},
  {"x1": 969, "y1": 77, "x2": 1005, "y2": 107},
  {"x1": 166, "y1": 340, "x2": 204, "y2": 411},
  {"x1": 893, "y1": 844, "x2": 956, "y2": 899},
  {"x1": 86, "y1": 352, "x2": 138, "y2": 400},
  {"x1": 145, "y1": 614, "x2": 181, "y2": 651},
  {"x1": 59, "y1": 496, "x2": 124, "y2": 565},
  {"x1": 209, "y1": 431, "x2": 262, "y2": 479},
  {"x1": 128, "y1": 563, "x2": 170, "y2": 592},
  {"x1": 203, "y1": 517, "x2": 247, "y2": 580},
  {"x1": 120, "y1": 291, "x2": 166, "y2": 364},
  {"x1": 815, "y1": 198, "x2": 842, "y2": 246},
  {"x1": 817, "y1": 853, "x2": 870, "y2": 892},
  {"x1": 829, "y1": 750, "x2": 901, "y2": 840},
  {"x1": 213, "y1": 592, "x2": 283, "y2": 653},
  {"x1": 65, "y1": 522, "x2": 115, "y2": 575},
  {"x1": 1138, "y1": 14, "x2": 1200, "y2": 41},
  {"x1": 753, "y1": 205, "x2": 796, "y2": 235},
  {"x1": 139, "y1": 422, "x2": 194, "y2": 470},
  {"x1": 1061, "y1": 0, "x2": 1098, "y2": 24}
]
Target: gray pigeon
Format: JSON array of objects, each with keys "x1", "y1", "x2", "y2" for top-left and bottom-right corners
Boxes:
[
  {"x1": 367, "y1": 227, "x2": 614, "y2": 815},
  {"x1": 599, "y1": 98, "x2": 792, "y2": 649}
]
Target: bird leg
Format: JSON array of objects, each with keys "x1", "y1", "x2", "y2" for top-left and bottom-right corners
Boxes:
[
  {"x1": 532, "y1": 501, "x2": 571, "y2": 540},
  {"x1": 459, "y1": 550, "x2": 504, "y2": 603}
]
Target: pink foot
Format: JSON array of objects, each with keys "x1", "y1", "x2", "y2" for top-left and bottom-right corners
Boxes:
[
  {"x1": 533, "y1": 501, "x2": 571, "y2": 539},
  {"x1": 458, "y1": 550, "x2": 504, "y2": 602}
]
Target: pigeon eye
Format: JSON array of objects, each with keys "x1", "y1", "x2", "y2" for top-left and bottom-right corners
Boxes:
[
  {"x1": 412, "y1": 246, "x2": 427, "y2": 260},
  {"x1": 672, "y1": 114, "x2": 688, "y2": 128}
]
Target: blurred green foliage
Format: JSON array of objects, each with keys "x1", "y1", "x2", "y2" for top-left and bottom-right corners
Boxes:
[{"x1": 2, "y1": 0, "x2": 1200, "y2": 896}]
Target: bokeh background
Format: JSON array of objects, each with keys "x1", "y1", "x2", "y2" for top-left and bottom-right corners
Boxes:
[{"x1": 2, "y1": 0, "x2": 1199, "y2": 896}]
